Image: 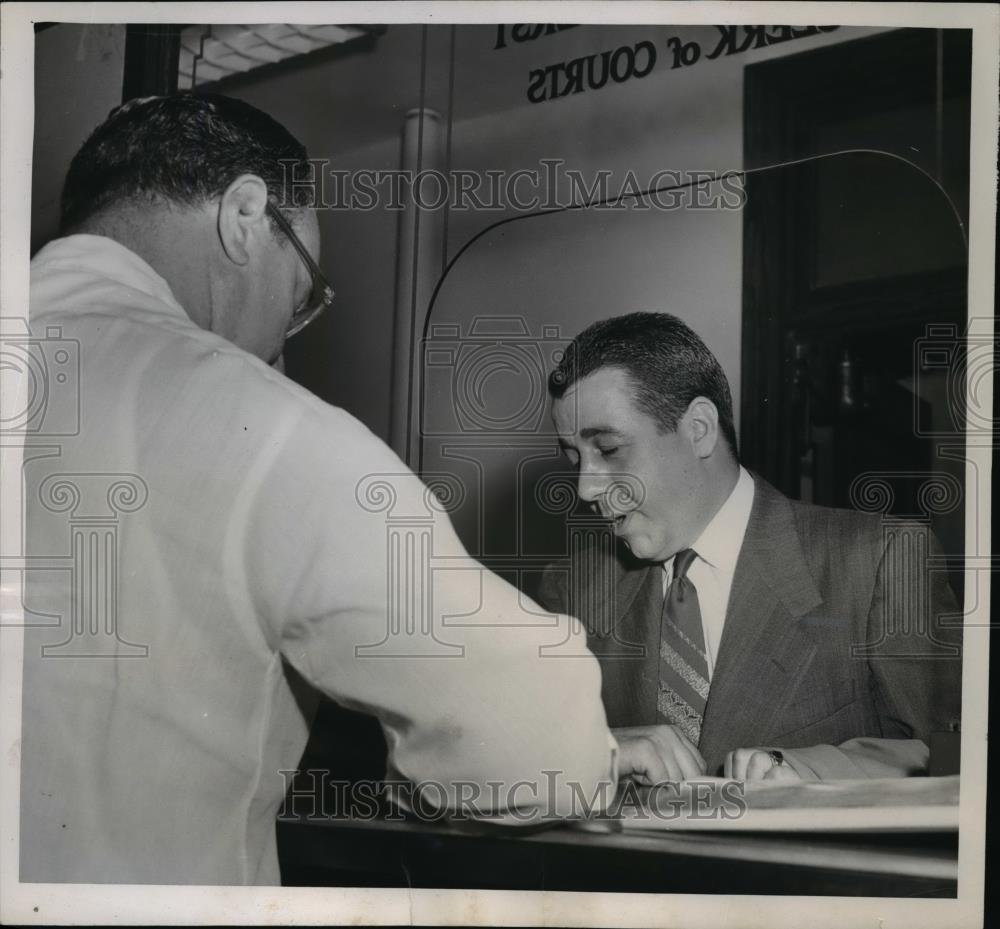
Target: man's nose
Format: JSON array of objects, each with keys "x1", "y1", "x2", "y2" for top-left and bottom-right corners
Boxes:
[{"x1": 576, "y1": 469, "x2": 607, "y2": 506}]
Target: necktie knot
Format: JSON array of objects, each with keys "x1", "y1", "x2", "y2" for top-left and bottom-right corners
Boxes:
[{"x1": 673, "y1": 548, "x2": 697, "y2": 580}]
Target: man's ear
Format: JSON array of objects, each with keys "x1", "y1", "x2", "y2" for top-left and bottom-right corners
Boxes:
[
  {"x1": 217, "y1": 174, "x2": 270, "y2": 266},
  {"x1": 684, "y1": 397, "x2": 720, "y2": 459}
]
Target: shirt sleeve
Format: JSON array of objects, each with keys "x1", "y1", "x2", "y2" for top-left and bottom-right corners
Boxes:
[
  {"x1": 777, "y1": 738, "x2": 930, "y2": 780},
  {"x1": 237, "y1": 397, "x2": 617, "y2": 820}
]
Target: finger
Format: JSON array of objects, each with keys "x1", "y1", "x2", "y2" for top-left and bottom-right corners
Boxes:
[
  {"x1": 642, "y1": 728, "x2": 690, "y2": 782},
  {"x1": 611, "y1": 725, "x2": 642, "y2": 739},
  {"x1": 672, "y1": 736, "x2": 707, "y2": 780},
  {"x1": 669, "y1": 727, "x2": 708, "y2": 775},
  {"x1": 621, "y1": 738, "x2": 670, "y2": 785},
  {"x1": 688, "y1": 740, "x2": 707, "y2": 775},
  {"x1": 658, "y1": 745, "x2": 684, "y2": 784},
  {"x1": 744, "y1": 751, "x2": 774, "y2": 781},
  {"x1": 729, "y1": 748, "x2": 754, "y2": 780},
  {"x1": 762, "y1": 762, "x2": 802, "y2": 783}
]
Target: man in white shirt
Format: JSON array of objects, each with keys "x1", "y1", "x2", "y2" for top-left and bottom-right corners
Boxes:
[
  {"x1": 539, "y1": 312, "x2": 962, "y2": 781},
  {"x1": 20, "y1": 93, "x2": 634, "y2": 885}
]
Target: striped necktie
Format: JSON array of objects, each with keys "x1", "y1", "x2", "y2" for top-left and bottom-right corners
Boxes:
[{"x1": 657, "y1": 548, "x2": 710, "y2": 744}]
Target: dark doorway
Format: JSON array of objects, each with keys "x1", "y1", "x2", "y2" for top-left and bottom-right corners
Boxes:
[{"x1": 741, "y1": 28, "x2": 971, "y2": 590}]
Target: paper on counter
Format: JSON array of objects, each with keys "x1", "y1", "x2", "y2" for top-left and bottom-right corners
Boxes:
[{"x1": 614, "y1": 775, "x2": 959, "y2": 832}]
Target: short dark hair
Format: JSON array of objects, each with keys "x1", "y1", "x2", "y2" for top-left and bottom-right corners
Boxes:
[
  {"x1": 549, "y1": 312, "x2": 739, "y2": 457},
  {"x1": 60, "y1": 93, "x2": 314, "y2": 232}
]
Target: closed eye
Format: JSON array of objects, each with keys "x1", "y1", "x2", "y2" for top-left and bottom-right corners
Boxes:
[{"x1": 598, "y1": 446, "x2": 619, "y2": 458}]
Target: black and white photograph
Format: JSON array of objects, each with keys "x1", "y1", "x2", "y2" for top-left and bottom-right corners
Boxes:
[{"x1": 0, "y1": 2, "x2": 996, "y2": 926}]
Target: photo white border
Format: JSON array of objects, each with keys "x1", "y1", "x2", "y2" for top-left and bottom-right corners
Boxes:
[{"x1": 1, "y1": 2, "x2": 995, "y2": 926}]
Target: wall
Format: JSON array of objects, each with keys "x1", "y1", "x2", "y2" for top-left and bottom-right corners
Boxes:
[
  {"x1": 27, "y1": 22, "x2": 907, "y2": 564},
  {"x1": 227, "y1": 26, "x2": 449, "y2": 440},
  {"x1": 32, "y1": 24, "x2": 126, "y2": 253},
  {"x1": 228, "y1": 23, "x2": 885, "y2": 448},
  {"x1": 229, "y1": 23, "x2": 906, "y2": 570},
  {"x1": 28, "y1": 23, "x2": 904, "y2": 446}
]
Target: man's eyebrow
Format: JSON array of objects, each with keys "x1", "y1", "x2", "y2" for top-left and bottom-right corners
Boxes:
[{"x1": 557, "y1": 428, "x2": 623, "y2": 447}]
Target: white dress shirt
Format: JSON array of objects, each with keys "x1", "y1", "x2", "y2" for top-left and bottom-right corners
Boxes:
[
  {"x1": 21, "y1": 235, "x2": 616, "y2": 885},
  {"x1": 662, "y1": 466, "x2": 755, "y2": 678}
]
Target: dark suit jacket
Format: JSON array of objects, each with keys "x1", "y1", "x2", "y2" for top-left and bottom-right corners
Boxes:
[{"x1": 537, "y1": 475, "x2": 963, "y2": 776}]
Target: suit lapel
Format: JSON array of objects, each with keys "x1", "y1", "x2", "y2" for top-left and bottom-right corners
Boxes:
[
  {"x1": 584, "y1": 547, "x2": 661, "y2": 727},
  {"x1": 699, "y1": 477, "x2": 824, "y2": 773},
  {"x1": 574, "y1": 537, "x2": 646, "y2": 646},
  {"x1": 616, "y1": 566, "x2": 662, "y2": 725}
]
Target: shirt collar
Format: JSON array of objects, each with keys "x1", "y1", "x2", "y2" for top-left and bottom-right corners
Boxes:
[
  {"x1": 31, "y1": 234, "x2": 190, "y2": 320},
  {"x1": 688, "y1": 465, "x2": 755, "y2": 573}
]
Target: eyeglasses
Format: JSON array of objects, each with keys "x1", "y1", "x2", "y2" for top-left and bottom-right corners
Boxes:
[{"x1": 265, "y1": 200, "x2": 335, "y2": 338}]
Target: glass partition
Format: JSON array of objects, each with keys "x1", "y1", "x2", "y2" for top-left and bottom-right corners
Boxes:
[{"x1": 417, "y1": 149, "x2": 969, "y2": 602}]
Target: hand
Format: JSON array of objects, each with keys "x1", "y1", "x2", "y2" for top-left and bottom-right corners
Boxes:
[
  {"x1": 613, "y1": 725, "x2": 707, "y2": 783},
  {"x1": 725, "y1": 747, "x2": 803, "y2": 782}
]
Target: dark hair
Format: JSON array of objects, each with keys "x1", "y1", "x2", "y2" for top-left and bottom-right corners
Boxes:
[
  {"x1": 60, "y1": 93, "x2": 314, "y2": 232},
  {"x1": 548, "y1": 312, "x2": 739, "y2": 457}
]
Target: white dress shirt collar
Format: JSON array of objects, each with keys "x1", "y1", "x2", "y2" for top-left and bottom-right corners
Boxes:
[
  {"x1": 32, "y1": 233, "x2": 189, "y2": 321},
  {"x1": 689, "y1": 465, "x2": 755, "y2": 572},
  {"x1": 662, "y1": 466, "x2": 755, "y2": 676}
]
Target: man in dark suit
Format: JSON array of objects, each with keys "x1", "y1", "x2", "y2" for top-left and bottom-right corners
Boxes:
[{"x1": 539, "y1": 312, "x2": 962, "y2": 781}]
